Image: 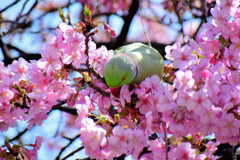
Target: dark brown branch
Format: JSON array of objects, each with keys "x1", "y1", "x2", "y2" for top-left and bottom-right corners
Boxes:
[
  {"x1": 192, "y1": 19, "x2": 203, "y2": 40},
  {"x1": 171, "y1": 0, "x2": 183, "y2": 34},
  {"x1": 0, "y1": 38, "x2": 13, "y2": 65},
  {"x1": 9, "y1": 128, "x2": 28, "y2": 142},
  {"x1": 52, "y1": 106, "x2": 77, "y2": 115},
  {"x1": 87, "y1": 81, "x2": 110, "y2": 97},
  {"x1": 61, "y1": 146, "x2": 84, "y2": 160},
  {"x1": 16, "y1": 0, "x2": 29, "y2": 21},
  {"x1": 51, "y1": 100, "x2": 78, "y2": 115},
  {"x1": 0, "y1": 20, "x2": 23, "y2": 24},
  {"x1": 55, "y1": 134, "x2": 80, "y2": 160},
  {"x1": 6, "y1": 43, "x2": 39, "y2": 56},
  {"x1": 18, "y1": 0, "x2": 38, "y2": 19},
  {"x1": 0, "y1": 0, "x2": 21, "y2": 13},
  {"x1": 0, "y1": 39, "x2": 41, "y2": 65},
  {"x1": 72, "y1": 65, "x2": 105, "y2": 82},
  {"x1": 87, "y1": 65, "x2": 105, "y2": 82},
  {"x1": 200, "y1": 0, "x2": 207, "y2": 22},
  {"x1": 116, "y1": 0, "x2": 140, "y2": 47}
]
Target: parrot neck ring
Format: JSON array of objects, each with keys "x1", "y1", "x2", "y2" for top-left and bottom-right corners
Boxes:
[{"x1": 119, "y1": 53, "x2": 139, "y2": 80}]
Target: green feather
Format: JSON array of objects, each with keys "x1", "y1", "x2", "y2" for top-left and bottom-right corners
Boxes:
[{"x1": 104, "y1": 43, "x2": 164, "y2": 87}]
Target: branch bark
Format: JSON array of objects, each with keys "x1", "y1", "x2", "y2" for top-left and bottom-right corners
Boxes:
[{"x1": 115, "y1": 0, "x2": 140, "y2": 47}]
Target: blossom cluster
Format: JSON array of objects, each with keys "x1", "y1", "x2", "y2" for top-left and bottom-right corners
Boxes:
[
  {"x1": 1, "y1": 0, "x2": 240, "y2": 159},
  {"x1": 163, "y1": 0, "x2": 240, "y2": 145}
]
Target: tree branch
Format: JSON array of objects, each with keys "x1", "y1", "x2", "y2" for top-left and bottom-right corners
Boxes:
[
  {"x1": 0, "y1": 0, "x2": 21, "y2": 14},
  {"x1": 51, "y1": 100, "x2": 78, "y2": 115},
  {"x1": 55, "y1": 134, "x2": 81, "y2": 160},
  {"x1": 61, "y1": 146, "x2": 84, "y2": 160},
  {"x1": 116, "y1": 0, "x2": 140, "y2": 47},
  {"x1": 9, "y1": 128, "x2": 28, "y2": 142}
]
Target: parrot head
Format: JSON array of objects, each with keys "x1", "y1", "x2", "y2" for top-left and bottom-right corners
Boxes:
[{"x1": 104, "y1": 54, "x2": 137, "y2": 96}]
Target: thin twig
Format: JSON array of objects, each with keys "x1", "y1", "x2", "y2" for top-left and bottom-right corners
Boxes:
[
  {"x1": 61, "y1": 146, "x2": 84, "y2": 160},
  {"x1": 51, "y1": 100, "x2": 78, "y2": 115},
  {"x1": 171, "y1": 0, "x2": 184, "y2": 34},
  {"x1": 164, "y1": 124, "x2": 168, "y2": 160},
  {"x1": 0, "y1": 0, "x2": 21, "y2": 13},
  {"x1": 200, "y1": 0, "x2": 207, "y2": 22},
  {"x1": 16, "y1": 0, "x2": 29, "y2": 21},
  {"x1": 139, "y1": 1, "x2": 151, "y2": 46},
  {"x1": 18, "y1": 0, "x2": 38, "y2": 19},
  {"x1": 52, "y1": 106, "x2": 78, "y2": 115},
  {"x1": 87, "y1": 65, "x2": 105, "y2": 82},
  {"x1": 9, "y1": 128, "x2": 28, "y2": 142},
  {"x1": 116, "y1": 0, "x2": 139, "y2": 47},
  {"x1": 55, "y1": 134, "x2": 81, "y2": 160},
  {"x1": 87, "y1": 81, "x2": 110, "y2": 97}
]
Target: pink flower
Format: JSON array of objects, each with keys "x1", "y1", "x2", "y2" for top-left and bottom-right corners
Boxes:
[
  {"x1": 40, "y1": 38, "x2": 63, "y2": 72},
  {"x1": 148, "y1": 138, "x2": 166, "y2": 160},
  {"x1": 169, "y1": 142, "x2": 196, "y2": 160},
  {"x1": 206, "y1": 0, "x2": 215, "y2": 3},
  {"x1": 25, "y1": 136, "x2": 43, "y2": 160},
  {"x1": 216, "y1": 0, "x2": 239, "y2": 16},
  {"x1": 224, "y1": 43, "x2": 240, "y2": 69},
  {"x1": 0, "y1": 87, "x2": 14, "y2": 104},
  {"x1": 171, "y1": 45, "x2": 196, "y2": 69},
  {"x1": 135, "y1": 75, "x2": 163, "y2": 114},
  {"x1": 219, "y1": 113, "x2": 240, "y2": 138},
  {"x1": 10, "y1": 58, "x2": 30, "y2": 80},
  {"x1": 165, "y1": 42, "x2": 181, "y2": 61},
  {"x1": 75, "y1": 96, "x2": 93, "y2": 128},
  {"x1": 211, "y1": 6, "x2": 228, "y2": 27},
  {"x1": 186, "y1": 89, "x2": 211, "y2": 113},
  {"x1": 27, "y1": 109, "x2": 49, "y2": 129},
  {"x1": 176, "y1": 90, "x2": 190, "y2": 106},
  {"x1": 157, "y1": 92, "x2": 177, "y2": 113},
  {"x1": 119, "y1": 85, "x2": 132, "y2": 107},
  {"x1": 80, "y1": 118, "x2": 107, "y2": 153},
  {"x1": 58, "y1": 23, "x2": 88, "y2": 68},
  {"x1": 205, "y1": 141, "x2": 220, "y2": 157},
  {"x1": 145, "y1": 112, "x2": 154, "y2": 135},
  {"x1": 199, "y1": 39, "x2": 219, "y2": 59},
  {"x1": 205, "y1": 71, "x2": 221, "y2": 101},
  {"x1": 103, "y1": 23, "x2": 117, "y2": 36},
  {"x1": 89, "y1": 45, "x2": 114, "y2": 75},
  {"x1": 131, "y1": 129, "x2": 148, "y2": 159},
  {"x1": 108, "y1": 126, "x2": 133, "y2": 156},
  {"x1": 195, "y1": 154, "x2": 207, "y2": 160},
  {"x1": 174, "y1": 70, "x2": 195, "y2": 90}
]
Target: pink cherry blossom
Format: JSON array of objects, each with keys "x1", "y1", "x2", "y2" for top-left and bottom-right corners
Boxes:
[
  {"x1": 169, "y1": 142, "x2": 196, "y2": 160},
  {"x1": 186, "y1": 89, "x2": 211, "y2": 113},
  {"x1": 218, "y1": 113, "x2": 240, "y2": 138},
  {"x1": 108, "y1": 126, "x2": 134, "y2": 156},
  {"x1": 148, "y1": 138, "x2": 166, "y2": 160},
  {"x1": 171, "y1": 45, "x2": 196, "y2": 69},
  {"x1": 119, "y1": 84, "x2": 132, "y2": 107},
  {"x1": 174, "y1": 70, "x2": 195, "y2": 90},
  {"x1": 216, "y1": 0, "x2": 239, "y2": 16},
  {"x1": 80, "y1": 118, "x2": 107, "y2": 157}
]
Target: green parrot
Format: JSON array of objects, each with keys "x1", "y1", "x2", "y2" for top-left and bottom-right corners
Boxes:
[{"x1": 104, "y1": 43, "x2": 164, "y2": 96}]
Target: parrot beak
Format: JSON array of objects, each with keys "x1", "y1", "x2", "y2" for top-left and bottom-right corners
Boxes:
[{"x1": 110, "y1": 87, "x2": 121, "y2": 97}]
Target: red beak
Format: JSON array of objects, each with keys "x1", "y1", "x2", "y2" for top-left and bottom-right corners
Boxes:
[{"x1": 110, "y1": 87, "x2": 121, "y2": 97}]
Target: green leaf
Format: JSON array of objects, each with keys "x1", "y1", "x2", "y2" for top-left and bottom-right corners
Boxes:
[{"x1": 84, "y1": 5, "x2": 91, "y2": 19}]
